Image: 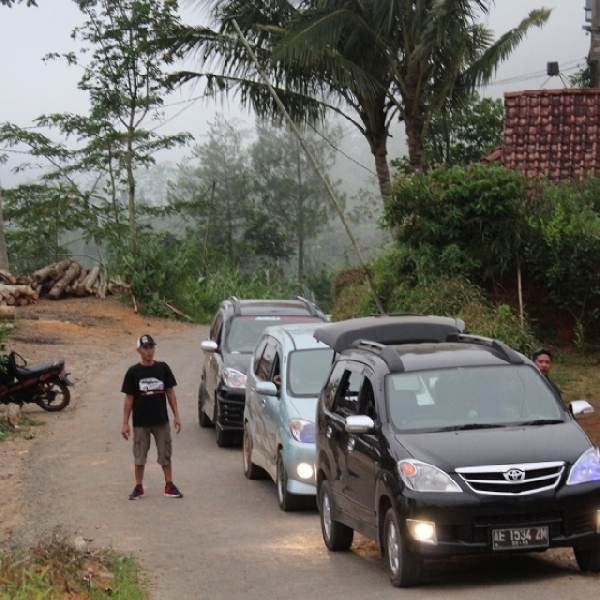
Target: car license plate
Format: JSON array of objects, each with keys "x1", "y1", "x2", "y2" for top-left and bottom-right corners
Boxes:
[{"x1": 492, "y1": 526, "x2": 549, "y2": 550}]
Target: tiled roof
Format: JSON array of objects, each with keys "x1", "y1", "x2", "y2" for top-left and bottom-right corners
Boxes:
[{"x1": 492, "y1": 89, "x2": 600, "y2": 181}]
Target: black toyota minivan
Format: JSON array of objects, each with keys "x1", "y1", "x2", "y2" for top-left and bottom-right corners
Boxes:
[{"x1": 314, "y1": 315, "x2": 600, "y2": 587}]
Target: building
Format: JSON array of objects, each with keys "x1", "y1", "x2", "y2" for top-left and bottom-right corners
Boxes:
[{"x1": 483, "y1": 88, "x2": 600, "y2": 182}]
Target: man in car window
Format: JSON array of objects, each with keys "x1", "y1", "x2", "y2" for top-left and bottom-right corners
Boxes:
[{"x1": 532, "y1": 347, "x2": 562, "y2": 399}]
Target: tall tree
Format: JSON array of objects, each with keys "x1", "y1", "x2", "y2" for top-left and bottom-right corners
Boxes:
[
  {"x1": 160, "y1": 0, "x2": 549, "y2": 200},
  {"x1": 2, "y1": 182, "x2": 84, "y2": 273},
  {"x1": 249, "y1": 122, "x2": 339, "y2": 283},
  {"x1": 168, "y1": 115, "x2": 254, "y2": 270},
  {"x1": 168, "y1": 115, "x2": 340, "y2": 278},
  {"x1": 0, "y1": 0, "x2": 191, "y2": 257},
  {"x1": 393, "y1": 91, "x2": 504, "y2": 171}
]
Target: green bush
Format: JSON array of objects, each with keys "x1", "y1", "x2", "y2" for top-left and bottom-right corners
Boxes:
[
  {"x1": 108, "y1": 234, "x2": 303, "y2": 322},
  {"x1": 386, "y1": 276, "x2": 536, "y2": 352}
]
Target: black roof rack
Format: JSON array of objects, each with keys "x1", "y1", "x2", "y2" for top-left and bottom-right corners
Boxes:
[
  {"x1": 314, "y1": 314, "x2": 466, "y2": 353},
  {"x1": 354, "y1": 340, "x2": 405, "y2": 372},
  {"x1": 295, "y1": 295, "x2": 318, "y2": 316},
  {"x1": 446, "y1": 333, "x2": 524, "y2": 364},
  {"x1": 228, "y1": 295, "x2": 242, "y2": 316}
]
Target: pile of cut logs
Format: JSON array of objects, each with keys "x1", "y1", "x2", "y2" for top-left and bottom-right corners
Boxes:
[{"x1": 0, "y1": 259, "x2": 131, "y2": 308}]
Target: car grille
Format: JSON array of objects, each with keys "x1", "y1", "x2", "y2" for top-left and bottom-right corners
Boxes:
[
  {"x1": 218, "y1": 395, "x2": 245, "y2": 428},
  {"x1": 455, "y1": 461, "x2": 565, "y2": 495}
]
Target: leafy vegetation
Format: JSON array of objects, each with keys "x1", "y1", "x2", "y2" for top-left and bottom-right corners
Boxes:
[
  {"x1": 0, "y1": 532, "x2": 147, "y2": 599},
  {"x1": 160, "y1": 0, "x2": 549, "y2": 199},
  {"x1": 379, "y1": 165, "x2": 600, "y2": 347},
  {"x1": 392, "y1": 92, "x2": 505, "y2": 172}
]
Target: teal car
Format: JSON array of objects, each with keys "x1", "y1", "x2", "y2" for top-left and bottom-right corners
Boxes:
[{"x1": 243, "y1": 322, "x2": 334, "y2": 511}]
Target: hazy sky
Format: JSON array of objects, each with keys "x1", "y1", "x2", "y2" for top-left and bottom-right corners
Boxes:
[{"x1": 0, "y1": 0, "x2": 591, "y2": 186}]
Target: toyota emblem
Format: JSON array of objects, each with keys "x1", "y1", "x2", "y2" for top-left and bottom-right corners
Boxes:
[{"x1": 504, "y1": 468, "x2": 526, "y2": 481}]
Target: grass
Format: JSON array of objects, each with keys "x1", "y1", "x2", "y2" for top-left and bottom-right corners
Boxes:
[
  {"x1": 0, "y1": 531, "x2": 147, "y2": 600},
  {"x1": 552, "y1": 348, "x2": 600, "y2": 445}
]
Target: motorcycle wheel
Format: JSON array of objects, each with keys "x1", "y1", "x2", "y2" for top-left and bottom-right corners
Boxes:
[{"x1": 36, "y1": 381, "x2": 71, "y2": 412}]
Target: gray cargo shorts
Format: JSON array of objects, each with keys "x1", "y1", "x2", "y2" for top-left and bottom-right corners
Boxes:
[{"x1": 133, "y1": 423, "x2": 172, "y2": 466}]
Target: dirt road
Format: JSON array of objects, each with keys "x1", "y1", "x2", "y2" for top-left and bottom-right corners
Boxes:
[
  {"x1": 3, "y1": 299, "x2": 599, "y2": 599},
  {"x1": 9, "y1": 322, "x2": 600, "y2": 600}
]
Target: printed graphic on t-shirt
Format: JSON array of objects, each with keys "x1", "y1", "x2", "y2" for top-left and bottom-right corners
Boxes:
[{"x1": 139, "y1": 377, "x2": 165, "y2": 395}]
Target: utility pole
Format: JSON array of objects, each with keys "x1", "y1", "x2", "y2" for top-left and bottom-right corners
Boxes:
[{"x1": 585, "y1": 0, "x2": 600, "y2": 86}]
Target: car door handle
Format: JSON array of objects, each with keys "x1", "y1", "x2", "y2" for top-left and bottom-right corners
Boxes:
[{"x1": 347, "y1": 437, "x2": 356, "y2": 452}]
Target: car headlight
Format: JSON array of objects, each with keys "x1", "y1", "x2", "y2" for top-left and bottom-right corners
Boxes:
[
  {"x1": 290, "y1": 419, "x2": 315, "y2": 443},
  {"x1": 222, "y1": 368, "x2": 246, "y2": 389},
  {"x1": 398, "y1": 460, "x2": 462, "y2": 493},
  {"x1": 567, "y1": 447, "x2": 600, "y2": 485}
]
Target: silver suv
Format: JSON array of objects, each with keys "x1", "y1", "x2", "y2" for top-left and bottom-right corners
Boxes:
[{"x1": 199, "y1": 296, "x2": 327, "y2": 447}]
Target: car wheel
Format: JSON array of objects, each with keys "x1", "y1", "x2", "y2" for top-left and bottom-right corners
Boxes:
[
  {"x1": 383, "y1": 508, "x2": 422, "y2": 587},
  {"x1": 276, "y1": 451, "x2": 304, "y2": 512},
  {"x1": 198, "y1": 383, "x2": 213, "y2": 428},
  {"x1": 243, "y1": 424, "x2": 266, "y2": 480},
  {"x1": 318, "y1": 480, "x2": 353, "y2": 550},
  {"x1": 574, "y1": 545, "x2": 600, "y2": 572}
]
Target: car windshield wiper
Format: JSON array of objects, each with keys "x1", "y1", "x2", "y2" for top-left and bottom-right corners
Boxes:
[
  {"x1": 518, "y1": 419, "x2": 564, "y2": 426},
  {"x1": 437, "y1": 423, "x2": 506, "y2": 432}
]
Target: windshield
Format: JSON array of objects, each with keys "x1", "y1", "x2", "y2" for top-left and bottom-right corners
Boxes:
[
  {"x1": 225, "y1": 316, "x2": 323, "y2": 354},
  {"x1": 287, "y1": 348, "x2": 335, "y2": 396},
  {"x1": 386, "y1": 365, "x2": 566, "y2": 432}
]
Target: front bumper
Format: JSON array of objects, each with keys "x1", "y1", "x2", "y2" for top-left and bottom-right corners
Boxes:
[
  {"x1": 282, "y1": 440, "x2": 317, "y2": 496},
  {"x1": 396, "y1": 483, "x2": 600, "y2": 557},
  {"x1": 216, "y1": 387, "x2": 245, "y2": 432}
]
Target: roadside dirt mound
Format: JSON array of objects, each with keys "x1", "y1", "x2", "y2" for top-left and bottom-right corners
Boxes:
[{"x1": 0, "y1": 296, "x2": 193, "y2": 544}]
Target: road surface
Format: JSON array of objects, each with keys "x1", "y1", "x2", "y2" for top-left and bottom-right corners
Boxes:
[{"x1": 18, "y1": 327, "x2": 600, "y2": 599}]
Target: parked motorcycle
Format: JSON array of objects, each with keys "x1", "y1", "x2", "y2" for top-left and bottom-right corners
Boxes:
[{"x1": 0, "y1": 350, "x2": 74, "y2": 412}]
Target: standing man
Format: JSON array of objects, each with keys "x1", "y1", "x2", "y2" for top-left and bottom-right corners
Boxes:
[
  {"x1": 121, "y1": 334, "x2": 183, "y2": 500},
  {"x1": 532, "y1": 346, "x2": 562, "y2": 399}
]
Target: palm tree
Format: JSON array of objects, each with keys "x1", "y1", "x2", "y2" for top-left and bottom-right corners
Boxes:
[{"x1": 163, "y1": 0, "x2": 550, "y2": 199}]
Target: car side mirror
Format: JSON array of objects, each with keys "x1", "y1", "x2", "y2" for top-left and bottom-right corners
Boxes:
[
  {"x1": 255, "y1": 380, "x2": 279, "y2": 397},
  {"x1": 569, "y1": 399, "x2": 594, "y2": 416},
  {"x1": 200, "y1": 340, "x2": 218, "y2": 353},
  {"x1": 345, "y1": 414, "x2": 375, "y2": 434}
]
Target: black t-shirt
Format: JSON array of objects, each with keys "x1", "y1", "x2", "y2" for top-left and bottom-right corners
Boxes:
[{"x1": 121, "y1": 361, "x2": 177, "y2": 427}]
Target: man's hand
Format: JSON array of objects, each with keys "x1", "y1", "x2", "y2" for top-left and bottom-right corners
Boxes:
[
  {"x1": 121, "y1": 423, "x2": 130, "y2": 440},
  {"x1": 173, "y1": 416, "x2": 181, "y2": 434}
]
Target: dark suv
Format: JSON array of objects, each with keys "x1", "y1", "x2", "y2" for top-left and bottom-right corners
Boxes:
[
  {"x1": 314, "y1": 315, "x2": 600, "y2": 587},
  {"x1": 199, "y1": 296, "x2": 327, "y2": 447}
]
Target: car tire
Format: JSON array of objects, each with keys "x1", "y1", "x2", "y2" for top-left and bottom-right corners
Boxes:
[
  {"x1": 243, "y1": 423, "x2": 267, "y2": 480},
  {"x1": 198, "y1": 383, "x2": 213, "y2": 428},
  {"x1": 383, "y1": 508, "x2": 422, "y2": 587},
  {"x1": 574, "y1": 545, "x2": 600, "y2": 572},
  {"x1": 318, "y1": 480, "x2": 353, "y2": 550},
  {"x1": 276, "y1": 451, "x2": 304, "y2": 512}
]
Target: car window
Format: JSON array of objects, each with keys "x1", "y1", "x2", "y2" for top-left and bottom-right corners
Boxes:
[
  {"x1": 332, "y1": 369, "x2": 364, "y2": 417},
  {"x1": 287, "y1": 348, "x2": 335, "y2": 396},
  {"x1": 387, "y1": 365, "x2": 566, "y2": 431},
  {"x1": 322, "y1": 361, "x2": 345, "y2": 411},
  {"x1": 256, "y1": 340, "x2": 278, "y2": 381},
  {"x1": 225, "y1": 315, "x2": 324, "y2": 354},
  {"x1": 210, "y1": 311, "x2": 223, "y2": 343},
  {"x1": 357, "y1": 376, "x2": 377, "y2": 420},
  {"x1": 252, "y1": 337, "x2": 269, "y2": 376}
]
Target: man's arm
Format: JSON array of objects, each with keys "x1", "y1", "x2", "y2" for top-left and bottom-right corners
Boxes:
[
  {"x1": 121, "y1": 394, "x2": 134, "y2": 440},
  {"x1": 166, "y1": 388, "x2": 182, "y2": 433}
]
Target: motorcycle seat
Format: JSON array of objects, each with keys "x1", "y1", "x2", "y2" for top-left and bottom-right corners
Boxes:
[{"x1": 15, "y1": 360, "x2": 65, "y2": 381}]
